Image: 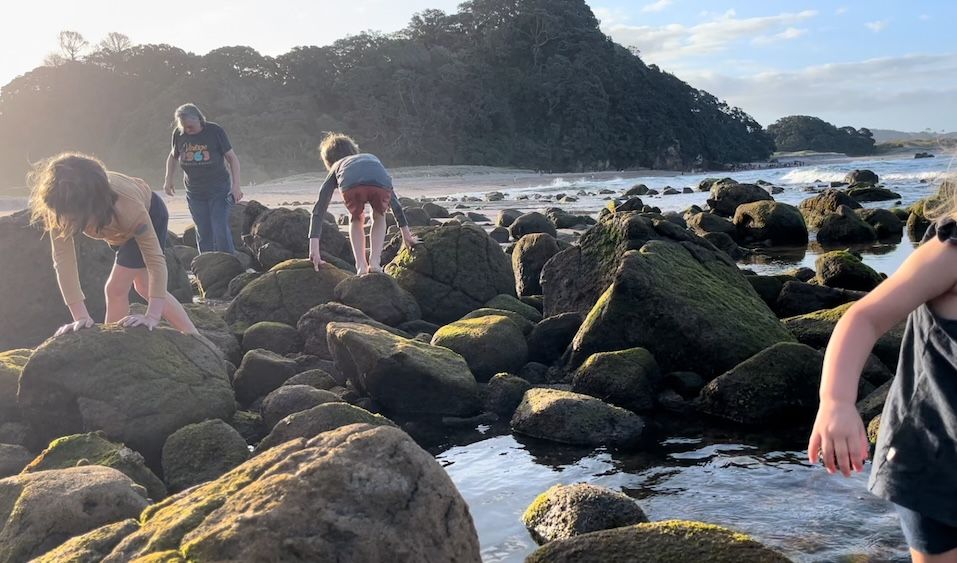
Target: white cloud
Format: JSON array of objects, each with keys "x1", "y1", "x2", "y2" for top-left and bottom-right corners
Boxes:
[
  {"x1": 601, "y1": 10, "x2": 818, "y2": 62},
  {"x1": 753, "y1": 27, "x2": 807, "y2": 45},
  {"x1": 641, "y1": 0, "x2": 673, "y2": 13},
  {"x1": 865, "y1": 20, "x2": 888, "y2": 32}
]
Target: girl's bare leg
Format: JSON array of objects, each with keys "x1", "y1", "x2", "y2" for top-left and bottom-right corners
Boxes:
[
  {"x1": 349, "y1": 213, "x2": 369, "y2": 274},
  {"x1": 368, "y1": 211, "x2": 387, "y2": 273},
  {"x1": 104, "y1": 264, "x2": 138, "y2": 323},
  {"x1": 133, "y1": 271, "x2": 198, "y2": 334}
]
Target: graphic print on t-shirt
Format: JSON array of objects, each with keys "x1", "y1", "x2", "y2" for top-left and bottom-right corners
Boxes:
[{"x1": 181, "y1": 143, "x2": 212, "y2": 165}]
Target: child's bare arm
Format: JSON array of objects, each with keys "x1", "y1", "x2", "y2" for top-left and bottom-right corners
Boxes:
[{"x1": 809, "y1": 237, "x2": 957, "y2": 475}]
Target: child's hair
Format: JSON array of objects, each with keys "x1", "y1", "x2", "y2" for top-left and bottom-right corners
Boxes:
[
  {"x1": 28, "y1": 153, "x2": 117, "y2": 238},
  {"x1": 319, "y1": 133, "x2": 359, "y2": 169},
  {"x1": 173, "y1": 103, "x2": 207, "y2": 133}
]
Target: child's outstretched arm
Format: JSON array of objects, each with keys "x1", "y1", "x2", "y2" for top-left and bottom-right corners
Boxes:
[
  {"x1": 308, "y1": 171, "x2": 338, "y2": 270},
  {"x1": 809, "y1": 236, "x2": 957, "y2": 476},
  {"x1": 49, "y1": 234, "x2": 95, "y2": 336},
  {"x1": 388, "y1": 192, "x2": 418, "y2": 247}
]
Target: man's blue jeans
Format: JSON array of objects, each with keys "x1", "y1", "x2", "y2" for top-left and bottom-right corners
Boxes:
[{"x1": 186, "y1": 185, "x2": 235, "y2": 254}]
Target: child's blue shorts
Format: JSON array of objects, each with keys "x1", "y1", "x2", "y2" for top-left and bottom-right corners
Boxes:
[{"x1": 895, "y1": 503, "x2": 957, "y2": 555}]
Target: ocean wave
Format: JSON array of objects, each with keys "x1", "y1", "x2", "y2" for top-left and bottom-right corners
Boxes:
[{"x1": 779, "y1": 168, "x2": 946, "y2": 185}]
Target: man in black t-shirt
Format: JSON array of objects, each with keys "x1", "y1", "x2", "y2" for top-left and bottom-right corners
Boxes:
[{"x1": 163, "y1": 103, "x2": 242, "y2": 254}]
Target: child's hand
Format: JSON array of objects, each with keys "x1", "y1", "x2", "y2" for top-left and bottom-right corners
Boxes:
[
  {"x1": 309, "y1": 238, "x2": 325, "y2": 271},
  {"x1": 807, "y1": 399, "x2": 870, "y2": 477},
  {"x1": 119, "y1": 314, "x2": 161, "y2": 331},
  {"x1": 54, "y1": 317, "x2": 95, "y2": 337},
  {"x1": 400, "y1": 228, "x2": 419, "y2": 248}
]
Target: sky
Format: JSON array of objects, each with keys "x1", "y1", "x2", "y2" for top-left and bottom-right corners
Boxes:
[{"x1": 1, "y1": 0, "x2": 954, "y2": 132}]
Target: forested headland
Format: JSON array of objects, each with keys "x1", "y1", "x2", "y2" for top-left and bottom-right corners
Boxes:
[{"x1": 0, "y1": 0, "x2": 777, "y2": 189}]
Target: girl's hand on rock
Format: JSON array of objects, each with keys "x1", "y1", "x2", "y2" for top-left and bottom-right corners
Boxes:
[
  {"x1": 807, "y1": 399, "x2": 869, "y2": 477},
  {"x1": 54, "y1": 317, "x2": 95, "y2": 337},
  {"x1": 119, "y1": 314, "x2": 161, "y2": 331}
]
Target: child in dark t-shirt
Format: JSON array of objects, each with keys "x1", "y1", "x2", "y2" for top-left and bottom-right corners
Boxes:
[{"x1": 309, "y1": 133, "x2": 417, "y2": 274}]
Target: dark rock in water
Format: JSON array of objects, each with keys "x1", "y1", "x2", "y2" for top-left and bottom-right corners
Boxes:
[
  {"x1": 0, "y1": 349, "x2": 30, "y2": 424},
  {"x1": 774, "y1": 281, "x2": 866, "y2": 317},
  {"x1": 541, "y1": 213, "x2": 723, "y2": 318},
  {"x1": 783, "y1": 266, "x2": 816, "y2": 282},
  {"x1": 0, "y1": 210, "x2": 113, "y2": 350},
  {"x1": 490, "y1": 226, "x2": 511, "y2": 243},
  {"x1": 707, "y1": 182, "x2": 773, "y2": 217},
  {"x1": 485, "y1": 294, "x2": 543, "y2": 322},
  {"x1": 496, "y1": 208, "x2": 525, "y2": 228},
  {"x1": 815, "y1": 250, "x2": 883, "y2": 291},
  {"x1": 226, "y1": 271, "x2": 261, "y2": 298},
  {"x1": 510, "y1": 212, "x2": 558, "y2": 240},
  {"x1": 662, "y1": 187, "x2": 680, "y2": 196},
  {"x1": 255, "y1": 403, "x2": 393, "y2": 453},
  {"x1": 0, "y1": 443, "x2": 32, "y2": 478},
  {"x1": 547, "y1": 207, "x2": 596, "y2": 229},
  {"x1": 528, "y1": 313, "x2": 583, "y2": 365},
  {"x1": 486, "y1": 191, "x2": 506, "y2": 202},
  {"x1": 403, "y1": 206, "x2": 432, "y2": 227},
  {"x1": 0, "y1": 466, "x2": 148, "y2": 562},
  {"x1": 484, "y1": 374, "x2": 532, "y2": 417},
  {"x1": 522, "y1": 483, "x2": 647, "y2": 545},
  {"x1": 663, "y1": 371, "x2": 706, "y2": 398},
  {"x1": 17, "y1": 327, "x2": 234, "y2": 464},
  {"x1": 685, "y1": 211, "x2": 736, "y2": 239},
  {"x1": 626, "y1": 184, "x2": 650, "y2": 196},
  {"x1": 572, "y1": 348, "x2": 660, "y2": 413},
  {"x1": 683, "y1": 187, "x2": 695, "y2": 194},
  {"x1": 423, "y1": 202, "x2": 450, "y2": 219},
  {"x1": 846, "y1": 184, "x2": 901, "y2": 202},
  {"x1": 32, "y1": 518, "x2": 140, "y2": 563},
  {"x1": 816, "y1": 205, "x2": 878, "y2": 245},
  {"x1": 525, "y1": 520, "x2": 790, "y2": 563},
  {"x1": 799, "y1": 189, "x2": 862, "y2": 229},
  {"x1": 697, "y1": 342, "x2": 827, "y2": 425},
  {"x1": 242, "y1": 321, "x2": 302, "y2": 355},
  {"x1": 22, "y1": 431, "x2": 166, "y2": 501},
  {"x1": 702, "y1": 232, "x2": 748, "y2": 260},
  {"x1": 567, "y1": 239, "x2": 794, "y2": 379},
  {"x1": 327, "y1": 322, "x2": 481, "y2": 416},
  {"x1": 745, "y1": 275, "x2": 787, "y2": 309},
  {"x1": 646, "y1": 189, "x2": 660, "y2": 196},
  {"x1": 845, "y1": 169, "x2": 879, "y2": 185},
  {"x1": 467, "y1": 212, "x2": 491, "y2": 223},
  {"x1": 615, "y1": 197, "x2": 645, "y2": 212},
  {"x1": 386, "y1": 223, "x2": 515, "y2": 325},
  {"x1": 857, "y1": 208, "x2": 904, "y2": 239},
  {"x1": 733, "y1": 201, "x2": 808, "y2": 246},
  {"x1": 161, "y1": 419, "x2": 249, "y2": 493},
  {"x1": 298, "y1": 302, "x2": 407, "y2": 359},
  {"x1": 906, "y1": 197, "x2": 939, "y2": 242},
  {"x1": 513, "y1": 233, "x2": 561, "y2": 297},
  {"x1": 108, "y1": 425, "x2": 481, "y2": 562},
  {"x1": 260, "y1": 385, "x2": 342, "y2": 429},
  {"x1": 191, "y1": 252, "x2": 244, "y2": 299},
  {"x1": 511, "y1": 388, "x2": 645, "y2": 448},
  {"x1": 696, "y1": 177, "x2": 732, "y2": 192},
  {"x1": 225, "y1": 259, "x2": 353, "y2": 330},
  {"x1": 431, "y1": 315, "x2": 528, "y2": 382},
  {"x1": 783, "y1": 303, "x2": 904, "y2": 371},
  {"x1": 915, "y1": 152, "x2": 934, "y2": 159},
  {"x1": 397, "y1": 319, "x2": 441, "y2": 336},
  {"x1": 333, "y1": 272, "x2": 421, "y2": 327},
  {"x1": 233, "y1": 348, "x2": 301, "y2": 405},
  {"x1": 283, "y1": 368, "x2": 338, "y2": 390}
]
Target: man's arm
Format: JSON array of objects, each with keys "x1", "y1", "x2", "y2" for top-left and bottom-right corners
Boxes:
[
  {"x1": 225, "y1": 149, "x2": 242, "y2": 202},
  {"x1": 163, "y1": 150, "x2": 178, "y2": 195}
]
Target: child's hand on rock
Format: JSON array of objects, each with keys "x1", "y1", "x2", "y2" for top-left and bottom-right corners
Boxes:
[
  {"x1": 309, "y1": 238, "x2": 325, "y2": 271},
  {"x1": 54, "y1": 317, "x2": 95, "y2": 337}
]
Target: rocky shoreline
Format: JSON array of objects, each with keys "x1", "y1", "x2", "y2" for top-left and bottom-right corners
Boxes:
[{"x1": 0, "y1": 168, "x2": 933, "y2": 561}]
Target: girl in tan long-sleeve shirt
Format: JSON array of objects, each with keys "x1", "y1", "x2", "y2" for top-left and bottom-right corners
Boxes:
[{"x1": 29, "y1": 153, "x2": 197, "y2": 336}]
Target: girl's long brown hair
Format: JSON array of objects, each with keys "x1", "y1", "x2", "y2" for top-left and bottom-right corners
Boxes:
[{"x1": 28, "y1": 153, "x2": 117, "y2": 238}]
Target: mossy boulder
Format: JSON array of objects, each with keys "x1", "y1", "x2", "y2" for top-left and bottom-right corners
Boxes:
[
  {"x1": 732, "y1": 201, "x2": 808, "y2": 246},
  {"x1": 260, "y1": 385, "x2": 342, "y2": 429},
  {"x1": 496, "y1": 209, "x2": 525, "y2": 228},
  {"x1": 0, "y1": 444, "x2": 31, "y2": 478},
  {"x1": 226, "y1": 271, "x2": 261, "y2": 299},
  {"x1": 0, "y1": 466, "x2": 147, "y2": 563},
  {"x1": 228, "y1": 410, "x2": 267, "y2": 445},
  {"x1": 774, "y1": 280, "x2": 866, "y2": 318},
  {"x1": 0, "y1": 210, "x2": 113, "y2": 350},
  {"x1": 686, "y1": 211, "x2": 737, "y2": 239},
  {"x1": 297, "y1": 302, "x2": 407, "y2": 359},
  {"x1": 798, "y1": 189, "x2": 862, "y2": 229},
  {"x1": 191, "y1": 251, "x2": 244, "y2": 299},
  {"x1": 224, "y1": 259, "x2": 353, "y2": 330},
  {"x1": 816, "y1": 205, "x2": 878, "y2": 245},
  {"x1": 97, "y1": 425, "x2": 481, "y2": 561},
  {"x1": 528, "y1": 313, "x2": 583, "y2": 365},
  {"x1": 568, "y1": 240, "x2": 794, "y2": 379},
  {"x1": 525, "y1": 520, "x2": 791, "y2": 563},
  {"x1": 571, "y1": 348, "x2": 661, "y2": 413},
  {"x1": 512, "y1": 233, "x2": 561, "y2": 297},
  {"x1": 459, "y1": 308, "x2": 535, "y2": 335},
  {"x1": 783, "y1": 303, "x2": 905, "y2": 371},
  {"x1": 161, "y1": 419, "x2": 250, "y2": 493},
  {"x1": 905, "y1": 196, "x2": 940, "y2": 241},
  {"x1": 0, "y1": 349, "x2": 30, "y2": 423},
  {"x1": 697, "y1": 343, "x2": 830, "y2": 425},
  {"x1": 510, "y1": 388, "x2": 645, "y2": 448},
  {"x1": 541, "y1": 212, "x2": 722, "y2": 318},
  {"x1": 510, "y1": 212, "x2": 558, "y2": 240},
  {"x1": 423, "y1": 202, "x2": 450, "y2": 219},
  {"x1": 30, "y1": 518, "x2": 140, "y2": 563},
  {"x1": 232, "y1": 348, "x2": 301, "y2": 405},
  {"x1": 522, "y1": 483, "x2": 647, "y2": 545},
  {"x1": 868, "y1": 414, "x2": 882, "y2": 445},
  {"x1": 857, "y1": 208, "x2": 904, "y2": 239},
  {"x1": 483, "y1": 374, "x2": 532, "y2": 417},
  {"x1": 283, "y1": 368, "x2": 338, "y2": 390},
  {"x1": 247, "y1": 207, "x2": 352, "y2": 269},
  {"x1": 22, "y1": 431, "x2": 166, "y2": 501},
  {"x1": 485, "y1": 294, "x2": 543, "y2": 322},
  {"x1": 432, "y1": 316, "x2": 528, "y2": 382},
  {"x1": 256, "y1": 402, "x2": 394, "y2": 453},
  {"x1": 385, "y1": 223, "x2": 515, "y2": 325},
  {"x1": 17, "y1": 326, "x2": 235, "y2": 464},
  {"x1": 846, "y1": 185, "x2": 901, "y2": 202},
  {"x1": 333, "y1": 272, "x2": 422, "y2": 326},
  {"x1": 815, "y1": 250, "x2": 883, "y2": 291},
  {"x1": 706, "y1": 182, "x2": 772, "y2": 217},
  {"x1": 327, "y1": 322, "x2": 481, "y2": 416},
  {"x1": 242, "y1": 321, "x2": 302, "y2": 355}
]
